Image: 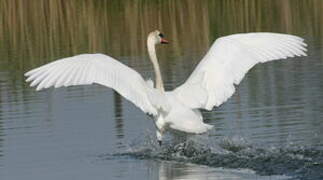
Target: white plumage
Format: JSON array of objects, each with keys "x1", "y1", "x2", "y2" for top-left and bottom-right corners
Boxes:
[
  {"x1": 173, "y1": 33, "x2": 307, "y2": 110},
  {"x1": 25, "y1": 31, "x2": 307, "y2": 144},
  {"x1": 25, "y1": 54, "x2": 168, "y2": 116}
]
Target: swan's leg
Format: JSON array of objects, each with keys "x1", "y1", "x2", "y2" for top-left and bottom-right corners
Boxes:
[
  {"x1": 155, "y1": 115, "x2": 166, "y2": 146},
  {"x1": 156, "y1": 130, "x2": 163, "y2": 146}
]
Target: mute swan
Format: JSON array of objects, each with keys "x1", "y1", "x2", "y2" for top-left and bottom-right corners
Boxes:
[{"x1": 25, "y1": 30, "x2": 307, "y2": 145}]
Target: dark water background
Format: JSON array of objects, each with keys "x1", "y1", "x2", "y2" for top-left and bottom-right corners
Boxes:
[{"x1": 0, "y1": 1, "x2": 323, "y2": 179}]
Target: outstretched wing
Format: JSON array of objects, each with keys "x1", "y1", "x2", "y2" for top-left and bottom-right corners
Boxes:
[
  {"x1": 25, "y1": 53, "x2": 168, "y2": 115},
  {"x1": 173, "y1": 33, "x2": 307, "y2": 110}
]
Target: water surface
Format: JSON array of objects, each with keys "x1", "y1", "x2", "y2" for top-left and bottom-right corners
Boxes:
[{"x1": 0, "y1": 1, "x2": 323, "y2": 180}]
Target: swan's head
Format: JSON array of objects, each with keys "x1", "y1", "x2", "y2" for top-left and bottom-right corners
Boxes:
[{"x1": 147, "y1": 30, "x2": 169, "y2": 45}]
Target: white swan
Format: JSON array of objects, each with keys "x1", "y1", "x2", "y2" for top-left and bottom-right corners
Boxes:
[{"x1": 25, "y1": 30, "x2": 307, "y2": 145}]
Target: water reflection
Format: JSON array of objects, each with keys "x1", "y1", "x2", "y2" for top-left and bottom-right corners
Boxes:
[
  {"x1": 114, "y1": 92, "x2": 124, "y2": 139},
  {"x1": 0, "y1": 0, "x2": 323, "y2": 180},
  {"x1": 0, "y1": 108, "x2": 3, "y2": 159},
  {"x1": 1, "y1": 0, "x2": 322, "y2": 69},
  {"x1": 156, "y1": 161, "x2": 289, "y2": 180}
]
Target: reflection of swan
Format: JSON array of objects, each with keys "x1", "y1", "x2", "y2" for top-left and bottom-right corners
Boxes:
[
  {"x1": 156, "y1": 161, "x2": 288, "y2": 180},
  {"x1": 25, "y1": 30, "x2": 307, "y2": 145}
]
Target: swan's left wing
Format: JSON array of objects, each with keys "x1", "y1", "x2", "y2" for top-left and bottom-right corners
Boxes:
[{"x1": 173, "y1": 33, "x2": 307, "y2": 110}]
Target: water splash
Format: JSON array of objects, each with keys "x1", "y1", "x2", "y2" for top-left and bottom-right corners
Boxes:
[{"x1": 113, "y1": 135, "x2": 323, "y2": 180}]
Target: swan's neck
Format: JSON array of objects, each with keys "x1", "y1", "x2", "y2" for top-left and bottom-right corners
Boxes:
[{"x1": 147, "y1": 40, "x2": 165, "y2": 92}]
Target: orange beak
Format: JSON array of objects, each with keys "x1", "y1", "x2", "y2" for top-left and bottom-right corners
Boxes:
[{"x1": 161, "y1": 38, "x2": 169, "y2": 44}]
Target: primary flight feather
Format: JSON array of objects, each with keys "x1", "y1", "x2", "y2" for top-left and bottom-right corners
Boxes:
[{"x1": 25, "y1": 31, "x2": 307, "y2": 145}]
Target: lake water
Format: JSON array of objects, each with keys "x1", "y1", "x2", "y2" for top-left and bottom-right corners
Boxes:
[{"x1": 0, "y1": 1, "x2": 323, "y2": 180}]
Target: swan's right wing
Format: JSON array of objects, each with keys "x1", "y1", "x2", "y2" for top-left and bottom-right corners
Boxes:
[
  {"x1": 25, "y1": 54, "x2": 168, "y2": 116},
  {"x1": 174, "y1": 33, "x2": 307, "y2": 110}
]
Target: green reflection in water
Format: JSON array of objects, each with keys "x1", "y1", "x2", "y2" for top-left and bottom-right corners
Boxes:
[{"x1": 0, "y1": 0, "x2": 322, "y2": 70}]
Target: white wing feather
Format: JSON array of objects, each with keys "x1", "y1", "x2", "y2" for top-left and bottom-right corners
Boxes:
[
  {"x1": 25, "y1": 53, "x2": 168, "y2": 115},
  {"x1": 174, "y1": 33, "x2": 307, "y2": 110}
]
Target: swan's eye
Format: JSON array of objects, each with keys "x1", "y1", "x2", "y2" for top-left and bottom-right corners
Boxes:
[{"x1": 159, "y1": 33, "x2": 164, "y2": 38}]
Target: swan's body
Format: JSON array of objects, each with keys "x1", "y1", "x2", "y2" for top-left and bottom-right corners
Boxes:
[{"x1": 25, "y1": 31, "x2": 307, "y2": 144}]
